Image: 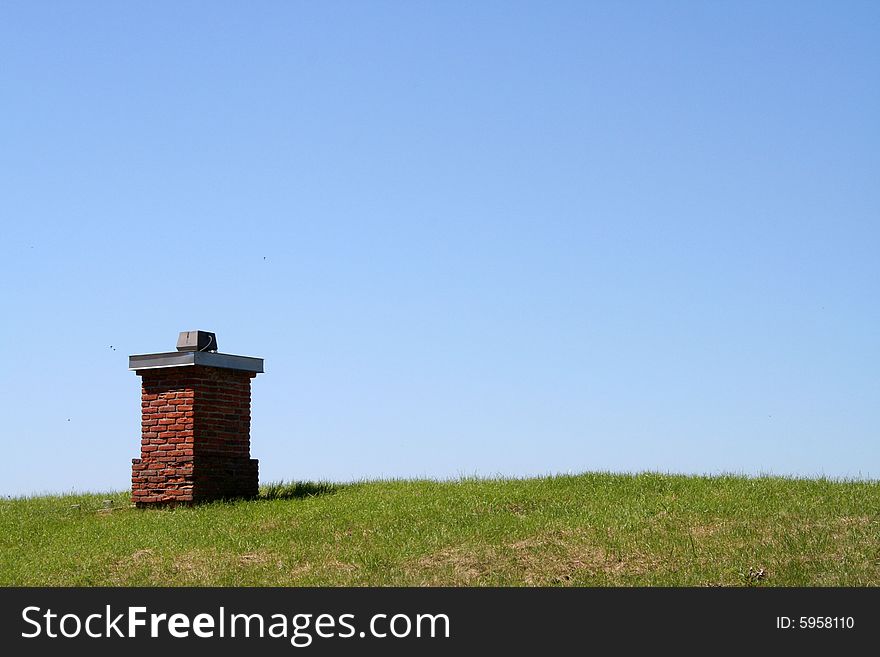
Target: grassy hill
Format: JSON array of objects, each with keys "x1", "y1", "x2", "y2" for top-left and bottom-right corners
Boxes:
[{"x1": 2, "y1": 473, "x2": 878, "y2": 586}]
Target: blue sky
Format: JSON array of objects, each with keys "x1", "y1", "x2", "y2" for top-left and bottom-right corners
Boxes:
[{"x1": 1, "y1": 1, "x2": 878, "y2": 495}]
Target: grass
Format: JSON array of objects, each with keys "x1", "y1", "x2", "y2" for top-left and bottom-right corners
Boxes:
[{"x1": 1, "y1": 472, "x2": 879, "y2": 586}]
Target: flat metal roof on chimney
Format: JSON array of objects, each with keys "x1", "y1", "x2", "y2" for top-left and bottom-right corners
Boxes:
[{"x1": 129, "y1": 330, "x2": 264, "y2": 373}]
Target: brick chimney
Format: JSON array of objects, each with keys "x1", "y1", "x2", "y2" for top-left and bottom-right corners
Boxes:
[{"x1": 129, "y1": 331, "x2": 264, "y2": 507}]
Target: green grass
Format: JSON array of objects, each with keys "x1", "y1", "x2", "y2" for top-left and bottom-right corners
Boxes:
[{"x1": 2, "y1": 473, "x2": 879, "y2": 586}]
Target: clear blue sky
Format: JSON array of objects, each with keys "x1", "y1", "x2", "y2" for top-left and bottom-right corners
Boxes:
[{"x1": 1, "y1": 2, "x2": 878, "y2": 496}]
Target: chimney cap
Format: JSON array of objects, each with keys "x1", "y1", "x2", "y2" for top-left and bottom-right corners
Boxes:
[
  {"x1": 129, "y1": 331, "x2": 263, "y2": 373},
  {"x1": 176, "y1": 330, "x2": 217, "y2": 352}
]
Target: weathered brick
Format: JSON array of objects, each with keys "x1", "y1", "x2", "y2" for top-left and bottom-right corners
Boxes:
[{"x1": 133, "y1": 363, "x2": 259, "y2": 506}]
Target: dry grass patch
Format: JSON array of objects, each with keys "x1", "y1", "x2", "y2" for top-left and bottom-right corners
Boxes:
[
  {"x1": 410, "y1": 546, "x2": 498, "y2": 585},
  {"x1": 509, "y1": 530, "x2": 661, "y2": 585}
]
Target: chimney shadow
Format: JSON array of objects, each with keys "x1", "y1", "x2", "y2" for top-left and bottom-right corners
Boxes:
[{"x1": 259, "y1": 481, "x2": 342, "y2": 501}]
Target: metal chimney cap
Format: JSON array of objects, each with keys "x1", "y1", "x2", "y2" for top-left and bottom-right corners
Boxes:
[
  {"x1": 176, "y1": 330, "x2": 217, "y2": 352},
  {"x1": 129, "y1": 350, "x2": 263, "y2": 373},
  {"x1": 130, "y1": 331, "x2": 262, "y2": 373}
]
